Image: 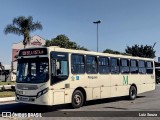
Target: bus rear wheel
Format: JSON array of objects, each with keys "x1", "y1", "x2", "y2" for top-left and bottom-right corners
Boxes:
[
  {"x1": 129, "y1": 86, "x2": 137, "y2": 100},
  {"x1": 72, "y1": 90, "x2": 84, "y2": 108}
]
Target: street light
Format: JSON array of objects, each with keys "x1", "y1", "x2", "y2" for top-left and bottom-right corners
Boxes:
[{"x1": 93, "y1": 20, "x2": 101, "y2": 52}]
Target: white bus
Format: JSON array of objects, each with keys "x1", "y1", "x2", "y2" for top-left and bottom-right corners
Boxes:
[{"x1": 15, "y1": 46, "x2": 155, "y2": 108}]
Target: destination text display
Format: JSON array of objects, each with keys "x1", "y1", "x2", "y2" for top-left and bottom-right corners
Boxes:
[{"x1": 19, "y1": 48, "x2": 47, "y2": 56}]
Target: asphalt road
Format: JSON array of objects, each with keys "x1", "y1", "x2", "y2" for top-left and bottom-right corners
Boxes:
[{"x1": 0, "y1": 84, "x2": 160, "y2": 120}]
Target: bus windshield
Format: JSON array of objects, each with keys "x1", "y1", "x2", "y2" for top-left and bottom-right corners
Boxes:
[{"x1": 16, "y1": 58, "x2": 49, "y2": 83}]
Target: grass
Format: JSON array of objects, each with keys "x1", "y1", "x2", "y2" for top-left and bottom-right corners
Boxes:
[
  {"x1": 0, "y1": 81, "x2": 16, "y2": 86},
  {"x1": 0, "y1": 91, "x2": 15, "y2": 98},
  {"x1": 0, "y1": 81, "x2": 16, "y2": 97}
]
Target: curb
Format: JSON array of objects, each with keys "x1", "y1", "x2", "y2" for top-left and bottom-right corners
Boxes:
[{"x1": 0, "y1": 97, "x2": 15, "y2": 103}]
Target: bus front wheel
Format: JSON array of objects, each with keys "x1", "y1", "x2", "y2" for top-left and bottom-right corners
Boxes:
[
  {"x1": 72, "y1": 90, "x2": 84, "y2": 108},
  {"x1": 129, "y1": 86, "x2": 137, "y2": 100}
]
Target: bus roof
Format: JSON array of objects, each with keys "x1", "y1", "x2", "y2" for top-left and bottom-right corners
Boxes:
[
  {"x1": 47, "y1": 46, "x2": 154, "y2": 61},
  {"x1": 17, "y1": 46, "x2": 154, "y2": 61}
]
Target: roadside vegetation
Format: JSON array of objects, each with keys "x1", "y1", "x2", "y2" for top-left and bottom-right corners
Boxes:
[
  {"x1": 0, "y1": 91, "x2": 15, "y2": 98},
  {"x1": 0, "y1": 15, "x2": 157, "y2": 98},
  {"x1": 0, "y1": 81, "x2": 16, "y2": 85},
  {"x1": 45, "y1": 34, "x2": 88, "y2": 51},
  {"x1": 4, "y1": 16, "x2": 43, "y2": 48},
  {"x1": 0, "y1": 81, "x2": 15, "y2": 97}
]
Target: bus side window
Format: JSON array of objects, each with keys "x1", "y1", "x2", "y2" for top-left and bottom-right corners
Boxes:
[
  {"x1": 120, "y1": 59, "x2": 129, "y2": 74},
  {"x1": 146, "y1": 61, "x2": 153, "y2": 74},
  {"x1": 56, "y1": 61, "x2": 62, "y2": 75},
  {"x1": 71, "y1": 54, "x2": 85, "y2": 74},
  {"x1": 130, "y1": 60, "x2": 138, "y2": 74},
  {"x1": 51, "y1": 59, "x2": 69, "y2": 84},
  {"x1": 110, "y1": 58, "x2": 119, "y2": 74},
  {"x1": 86, "y1": 55, "x2": 98, "y2": 74},
  {"x1": 138, "y1": 60, "x2": 146, "y2": 74},
  {"x1": 98, "y1": 57, "x2": 110, "y2": 74}
]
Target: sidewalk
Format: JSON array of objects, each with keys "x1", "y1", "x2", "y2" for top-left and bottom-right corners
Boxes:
[{"x1": 0, "y1": 97, "x2": 15, "y2": 103}]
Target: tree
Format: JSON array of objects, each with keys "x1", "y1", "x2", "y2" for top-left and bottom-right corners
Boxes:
[
  {"x1": 125, "y1": 44, "x2": 156, "y2": 58},
  {"x1": 45, "y1": 34, "x2": 88, "y2": 51},
  {"x1": 103, "y1": 48, "x2": 131, "y2": 55},
  {"x1": 4, "y1": 16, "x2": 43, "y2": 48},
  {"x1": 103, "y1": 49, "x2": 121, "y2": 54}
]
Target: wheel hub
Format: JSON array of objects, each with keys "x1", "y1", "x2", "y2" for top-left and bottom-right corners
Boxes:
[{"x1": 74, "y1": 95, "x2": 81, "y2": 105}]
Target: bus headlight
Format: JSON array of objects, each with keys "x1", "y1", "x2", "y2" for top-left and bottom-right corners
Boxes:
[
  {"x1": 37, "y1": 92, "x2": 43, "y2": 98},
  {"x1": 36, "y1": 87, "x2": 49, "y2": 98}
]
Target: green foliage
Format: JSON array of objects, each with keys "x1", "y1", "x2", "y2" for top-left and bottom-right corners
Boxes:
[
  {"x1": 0, "y1": 81, "x2": 15, "y2": 85},
  {"x1": 103, "y1": 48, "x2": 132, "y2": 56},
  {"x1": 4, "y1": 16, "x2": 43, "y2": 48},
  {"x1": 125, "y1": 44, "x2": 156, "y2": 58},
  {"x1": 45, "y1": 34, "x2": 88, "y2": 51},
  {"x1": 0, "y1": 91, "x2": 15, "y2": 97},
  {"x1": 103, "y1": 49, "x2": 121, "y2": 54}
]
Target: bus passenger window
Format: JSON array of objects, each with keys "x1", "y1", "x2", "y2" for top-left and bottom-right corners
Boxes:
[
  {"x1": 56, "y1": 61, "x2": 61, "y2": 75},
  {"x1": 98, "y1": 57, "x2": 110, "y2": 74},
  {"x1": 120, "y1": 59, "x2": 129, "y2": 74},
  {"x1": 146, "y1": 61, "x2": 153, "y2": 74},
  {"x1": 50, "y1": 52, "x2": 69, "y2": 84},
  {"x1": 130, "y1": 60, "x2": 138, "y2": 74},
  {"x1": 86, "y1": 56, "x2": 97, "y2": 74},
  {"x1": 110, "y1": 58, "x2": 119, "y2": 74},
  {"x1": 71, "y1": 54, "x2": 85, "y2": 74},
  {"x1": 138, "y1": 60, "x2": 146, "y2": 74},
  {"x1": 55, "y1": 60, "x2": 68, "y2": 76}
]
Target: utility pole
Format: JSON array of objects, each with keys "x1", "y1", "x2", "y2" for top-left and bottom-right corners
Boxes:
[{"x1": 93, "y1": 20, "x2": 101, "y2": 52}]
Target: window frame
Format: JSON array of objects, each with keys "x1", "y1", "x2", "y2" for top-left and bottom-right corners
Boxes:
[
  {"x1": 146, "y1": 61, "x2": 153, "y2": 74},
  {"x1": 120, "y1": 58, "x2": 130, "y2": 74},
  {"x1": 110, "y1": 57, "x2": 120, "y2": 74},
  {"x1": 130, "y1": 59, "x2": 139, "y2": 74},
  {"x1": 50, "y1": 52, "x2": 69, "y2": 85},
  {"x1": 71, "y1": 54, "x2": 85, "y2": 74},
  {"x1": 98, "y1": 56, "x2": 110, "y2": 74},
  {"x1": 86, "y1": 55, "x2": 98, "y2": 74},
  {"x1": 138, "y1": 60, "x2": 146, "y2": 74}
]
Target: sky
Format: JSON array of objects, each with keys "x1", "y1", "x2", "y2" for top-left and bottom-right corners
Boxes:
[{"x1": 1, "y1": 0, "x2": 160, "y2": 65}]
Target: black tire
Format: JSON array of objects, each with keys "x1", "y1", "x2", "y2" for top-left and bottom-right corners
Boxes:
[
  {"x1": 72, "y1": 90, "x2": 84, "y2": 108},
  {"x1": 129, "y1": 86, "x2": 137, "y2": 100},
  {"x1": 156, "y1": 81, "x2": 159, "y2": 84}
]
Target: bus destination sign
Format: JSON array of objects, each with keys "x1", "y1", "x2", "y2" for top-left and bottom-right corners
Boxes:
[{"x1": 19, "y1": 48, "x2": 47, "y2": 56}]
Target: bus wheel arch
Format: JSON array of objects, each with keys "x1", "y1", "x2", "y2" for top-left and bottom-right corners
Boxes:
[
  {"x1": 71, "y1": 87, "x2": 86, "y2": 108},
  {"x1": 129, "y1": 84, "x2": 137, "y2": 100}
]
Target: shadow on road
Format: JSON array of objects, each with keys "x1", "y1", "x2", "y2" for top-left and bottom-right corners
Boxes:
[
  {"x1": 0, "y1": 95, "x2": 146, "y2": 113},
  {"x1": 0, "y1": 102, "x2": 71, "y2": 113},
  {"x1": 85, "y1": 95, "x2": 145, "y2": 106}
]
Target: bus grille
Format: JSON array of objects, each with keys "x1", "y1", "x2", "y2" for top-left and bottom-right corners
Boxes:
[{"x1": 16, "y1": 84, "x2": 38, "y2": 90}]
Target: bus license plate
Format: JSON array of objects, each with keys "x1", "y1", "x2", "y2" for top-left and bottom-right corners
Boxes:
[{"x1": 20, "y1": 97, "x2": 29, "y2": 101}]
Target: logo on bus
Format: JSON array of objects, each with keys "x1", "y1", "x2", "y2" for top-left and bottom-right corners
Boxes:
[
  {"x1": 71, "y1": 76, "x2": 75, "y2": 81},
  {"x1": 123, "y1": 76, "x2": 128, "y2": 85},
  {"x1": 76, "y1": 76, "x2": 79, "y2": 80}
]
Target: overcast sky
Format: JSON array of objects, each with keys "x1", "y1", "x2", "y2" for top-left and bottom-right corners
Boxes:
[{"x1": 1, "y1": 0, "x2": 160, "y2": 64}]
